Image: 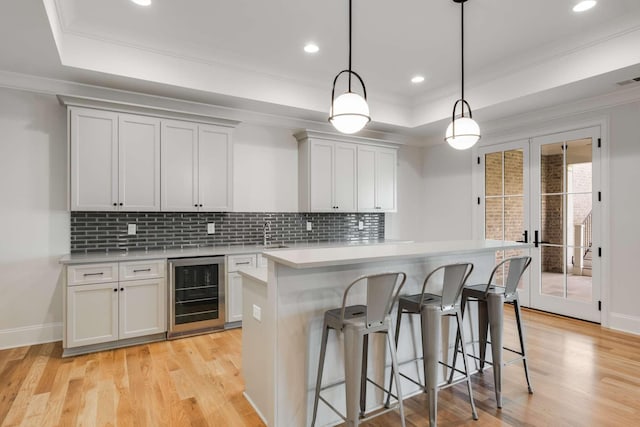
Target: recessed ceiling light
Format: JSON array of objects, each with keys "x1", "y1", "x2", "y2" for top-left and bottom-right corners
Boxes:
[
  {"x1": 304, "y1": 43, "x2": 319, "y2": 54},
  {"x1": 130, "y1": 0, "x2": 152, "y2": 6},
  {"x1": 573, "y1": 1, "x2": 596, "y2": 12},
  {"x1": 411, "y1": 75, "x2": 425, "y2": 84}
]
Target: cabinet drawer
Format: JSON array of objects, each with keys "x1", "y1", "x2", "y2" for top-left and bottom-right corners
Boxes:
[
  {"x1": 67, "y1": 263, "x2": 119, "y2": 286},
  {"x1": 119, "y1": 260, "x2": 166, "y2": 281},
  {"x1": 227, "y1": 254, "x2": 256, "y2": 272}
]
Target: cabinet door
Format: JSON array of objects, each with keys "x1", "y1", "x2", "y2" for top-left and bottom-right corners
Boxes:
[
  {"x1": 333, "y1": 142, "x2": 358, "y2": 211},
  {"x1": 309, "y1": 140, "x2": 334, "y2": 211},
  {"x1": 227, "y1": 272, "x2": 243, "y2": 323},
  {"x1": 70, "y1": 108, "x2": 118, "y2": 211},
  {"x1": 118, "y1": 114, "x2": 161, "y2": 211},
  {"x1": 198, "y1": 124, "x2": 233, "y2": 211},
  {"x1": 376, "y1": 148, "x2": 397, "y2": 211},
  {"x1": 66, "y1": 282, "x2": 118, "y2": 348},
  {"x1": 357, "y1": 145, "x2": 377, "y2": 211},
  {"x1": 119, "y1": 278, "x2": 166, "y2": 339},
  {"x1": 161, "y1": 120, "x2": 199, "y2": 211}
]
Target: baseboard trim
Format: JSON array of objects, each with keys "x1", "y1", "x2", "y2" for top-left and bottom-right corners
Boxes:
[
  {"x1": 608, "y1": 312, "x2": 640, "y2": 335},
  {"x1": 242, "y1": 392, "x2": 268, "y2": 426},
  {"x1": 0, "y1": 322, "x2": 63, "y2": 350}
]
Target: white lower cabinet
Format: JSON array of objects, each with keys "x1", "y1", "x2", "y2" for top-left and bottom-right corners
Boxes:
[
  {"x1": 226, "y1": 253, "x2": 258, "y2": 324},
  {"x1": 65, "y1": 260, "x2": 166, "y2": 352},
  {"x1": 66, "y1": 282, "x2": 119, "y2": 348}
]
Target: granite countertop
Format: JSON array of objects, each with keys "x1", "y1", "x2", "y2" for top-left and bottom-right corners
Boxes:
[
  {"x1": 59, "y1": 239, "x2": 411, "y2": 265},
  {"x1": 262, "y1": 240, "x2": 533, "y2": 269}
]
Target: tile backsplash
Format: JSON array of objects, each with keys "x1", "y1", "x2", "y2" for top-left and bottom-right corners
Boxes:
[{"x1": 70, "y1": 211, "x2": 385, "y2": 253}]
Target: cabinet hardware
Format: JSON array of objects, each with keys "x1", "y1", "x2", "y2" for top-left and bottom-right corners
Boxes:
[
  {"x1": 113, "y1": 288, "x2": 118, "y2": 292},
  {"x1": 113, "y1": 203, "x2": 117, "y2": 207},
  {"x1": 119, "y1": 202, "x2": 123, "y2": 206},
  {"x1": 120, "y1": 288, "x2": 124, "y2": 291},
  {"x1": 236, "y1": 262, "x2": 251, "y2": 265},
  {"x1": 194, "y1": 204, "x2": 198, "y2": 207},
  {"x1": 133, "y1": 268, "x2": 151, "y2": 273},
  {"x1": 83, "y1": 272, "x2": 104, "y2": 276},
  {"x1": 200, "y1": 204, "x2": 203, "y2": 207}
]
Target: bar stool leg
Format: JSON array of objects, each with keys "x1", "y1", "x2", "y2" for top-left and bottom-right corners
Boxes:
[
  {"x1": 344, "y1": 326, "x2": 365, "y2": 427},
  {"x1": 513, "y1": 298, "x2": 533, "y2": 394},
  {"x1": 448, "y1": 296, "x2": 468, "y2": 384},
  {"x1": 455, "y1": 309, "x2": 478, "y2": 420},
  {"x1": 421, "y1": 307, "x2": 441, "y2": 427},
  {"x1": 477, "y1": 300, "x2": 489, "y2": 372},
  {"x1": 487, "y1": 293, "x2": 505, "y2": 408},
  {"x1": 360, "y1": 334, "x2": 369, "y2": 417},
  {"x1": 311, "y1": 322, "x2": 330, "y2": 427},
  {"x1": 385, "y1": 308, "x2": 404, "y2": 408},
  {"x1": 386, "y1": 331, "x2": 407, "y2": 427}
]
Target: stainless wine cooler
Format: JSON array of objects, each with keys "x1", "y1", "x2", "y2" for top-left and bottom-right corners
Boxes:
[{"x1": 168, "y1": 256, "x2": 225, "y2": 339}]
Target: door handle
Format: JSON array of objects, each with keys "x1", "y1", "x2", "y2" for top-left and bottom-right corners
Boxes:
[
  {"x1": 533, "y1": 230, "x2": 550, "y2": 248},
  {"x1": 516, "y1": 230, "x2": 528, "y2": 243}
]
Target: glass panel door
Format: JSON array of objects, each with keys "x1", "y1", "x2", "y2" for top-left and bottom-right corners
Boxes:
[
  {"x1": 479, "y1": 140, "x2": 530, "y2": 306},
  {"x1": 530, "y1": 127, "x2": 600, "y2": 322}
]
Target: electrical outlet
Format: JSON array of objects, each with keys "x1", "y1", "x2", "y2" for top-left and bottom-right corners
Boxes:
[
  {"x1": 207, "y1": 223, "x2": 215, "y2": 234},
  {"x1": 306, "y1": 221, "x2": 312, "y2": 231},
  {"x1": 127, "y1": 224, "x2": 136, "y2": 235},
  {"x1": 358, "y1": 220, "x2": 364, "y2": 230},
  {"x1": 252, "y1": 304, "x2": 262, "y2": 322}
]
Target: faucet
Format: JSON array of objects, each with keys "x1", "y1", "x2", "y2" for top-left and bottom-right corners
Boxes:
[{"x1": 263, "y1": 221, "x2": 272, "y2": 247}]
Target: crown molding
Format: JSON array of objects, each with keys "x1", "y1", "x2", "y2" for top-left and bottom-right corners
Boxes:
[{"x1": 293, "y1": 129, "x2": 401, "y2": 148}]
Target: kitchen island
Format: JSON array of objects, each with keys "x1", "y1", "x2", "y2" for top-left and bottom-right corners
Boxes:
[{"x1": 240, "y1": 240, "x2": 530, "y2": 427}]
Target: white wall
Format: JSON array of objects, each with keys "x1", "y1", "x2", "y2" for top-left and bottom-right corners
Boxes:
[
  {"x1": 0, "y1": 87, "x2": 69, "y2": 348},
  {"x1": 232, "y1": 123, "x2": 298, "y2": 212},
  {"x1": 421, "y1": 143, "x2": 474, "y2": 240},
  {"x1": 385, "y1": 144, "x2": 428, "y2": 242}
]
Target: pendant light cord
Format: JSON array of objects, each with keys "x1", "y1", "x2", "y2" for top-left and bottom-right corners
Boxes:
[
  {"x1": 348, "y1": 0, "x2": 352, "y2": 92},
  {"x1": 461, "y1": 0, "x2": 464, "y2": 106}
]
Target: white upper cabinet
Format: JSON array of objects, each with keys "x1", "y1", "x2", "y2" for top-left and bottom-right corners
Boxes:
[
  {"x1": 118, "y1": 114, "x2": 161, "y2": 211},
  {"x1": 297, "y1": 131, "x2": 397, "y2": 213},
  {"x1": 198, "y1": 124, "x2": 233, "y2": 211},
  {"x1": 301, "y1": 139, "x2": 357, "y2": 212},
  {"x1": 161, "y1": 120, "x2": 233, "y2": 212},
  {"x1": 357, "y1": 145, "x2": 397, "y2": 212},
  {"x1": 70, "y1": 108, "x2": 118, "y2": 211},
  {"x1": 161, "y1": 120, "x2": 199, "y2": 211},
  {"x1": 70, "y1": 107, "x2": 160, "y2": 211}
]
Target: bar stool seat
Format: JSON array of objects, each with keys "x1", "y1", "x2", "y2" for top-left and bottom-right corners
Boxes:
[
  {"x1": 386, "y1": 263, "x2": 478, "y2": 427},
  {"x1": 311, "y1": 272, "x2": 408, "y2": 427}
]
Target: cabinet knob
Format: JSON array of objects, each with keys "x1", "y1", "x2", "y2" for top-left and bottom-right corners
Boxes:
[
  {"x1": 113, "y1": 288, "x2": 118, "y2": 292},
  {"x1": 113, "y1": 203, "x2": 117, "y2": 207},
  {"x1": 194, "y1": 204, "x2": 198, "y2": 207},
  {"x1": 120, "y1": 287, "x2": 124, "y2": 292},
  {"x1": 119, "y1": 202, "x2": 123, "y2": 206},
  {"x1": 199, "y1": 204, "x2": 203, "y2": 207}
]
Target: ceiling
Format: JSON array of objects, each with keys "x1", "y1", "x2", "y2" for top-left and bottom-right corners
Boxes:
[{"x1": 2, "y1": 0, "x2": 640, "y2": 140}]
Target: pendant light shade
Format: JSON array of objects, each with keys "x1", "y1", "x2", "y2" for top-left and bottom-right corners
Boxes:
[
  {"x1": 329, "y1": 0, "x2": 370, "y2": 134},
  {"x1": 446, "y1": 0, "x2": 480, "y2": 149}
]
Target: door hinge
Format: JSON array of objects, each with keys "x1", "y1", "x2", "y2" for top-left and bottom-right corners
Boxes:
[
  {"x1": 477, "y1": 197, "x2": 481, "y2": 205},
  {"x1": 477, "y1": 156, "x2": 481, "y2": 165},
  {"x1": 598, "y1": 247, "x2": 602, "y2": 257},
  {"x1": 598, "y1": 138, "x2": 601, "y2": 148},
  {"x1": 598, "y1": 300, "x2": 602, "y2": 311}
]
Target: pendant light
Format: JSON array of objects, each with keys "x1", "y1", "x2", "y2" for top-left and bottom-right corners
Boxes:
[
  {"x1": 445, "y1": 0, "x2": 481, "y2": 150},
  {"x1": 329, "y1": 0, "x2": 371, "y2": 134}
]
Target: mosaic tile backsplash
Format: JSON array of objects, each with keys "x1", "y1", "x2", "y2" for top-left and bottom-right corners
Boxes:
[{"x1": 70, "y1": 211, "x2": 385, "y2": 253}]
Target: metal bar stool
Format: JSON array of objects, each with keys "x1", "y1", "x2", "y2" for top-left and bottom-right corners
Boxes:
[
  {"x1": 311, "y1": 272, "x2": 407, "y2": 427},
  {"x1": 450, "y1": 256, "x2": 533, "y2": 408},
  {"x1": 385, "y1": 263, "x2": 478, "y2": 427}
]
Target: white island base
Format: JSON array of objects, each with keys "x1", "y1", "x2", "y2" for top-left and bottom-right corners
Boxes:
[{"x1": 240, "y1": 240, "x2": 530, "y2": 427}]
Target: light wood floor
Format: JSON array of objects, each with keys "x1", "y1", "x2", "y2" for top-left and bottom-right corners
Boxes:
[{"x1": 2, "y1": 308, "x2": 640, "y2": 427}]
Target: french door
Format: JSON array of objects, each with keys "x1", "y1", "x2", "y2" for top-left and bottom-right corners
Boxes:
[{"x1": 477, "y1": 127, "x2": 601, "y2": 322}]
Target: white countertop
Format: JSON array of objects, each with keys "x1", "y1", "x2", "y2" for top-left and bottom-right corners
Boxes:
[
  {"x1": 262, "y1": 240, "x2": 532, "y2": 269},
  {"x1": 59, "y1": 240, "x2": 409, "y2": 264},
  {"x1": 238, "y1": 267, "x2": 268, "y2": 285}
]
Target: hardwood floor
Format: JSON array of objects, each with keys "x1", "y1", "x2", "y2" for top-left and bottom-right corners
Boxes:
[{"x1": 2, "y1": 308, "x2": 640, "y2": 426}]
